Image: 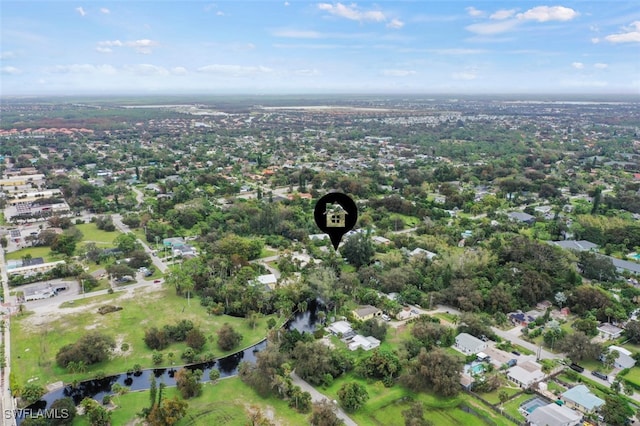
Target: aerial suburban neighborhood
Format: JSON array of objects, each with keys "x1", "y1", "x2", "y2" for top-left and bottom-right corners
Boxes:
[{"x1": 0, "y1": 94, "x2": 640, "y2": 426}]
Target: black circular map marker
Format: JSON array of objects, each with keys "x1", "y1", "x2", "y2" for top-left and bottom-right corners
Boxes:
[{"x1": 314, "y1": 192, "x2": 358, "y2": 251}]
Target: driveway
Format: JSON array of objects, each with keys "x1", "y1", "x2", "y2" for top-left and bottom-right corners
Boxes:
[{"x1": 290, "y1": 372, "x2": 357, "y2": 426}]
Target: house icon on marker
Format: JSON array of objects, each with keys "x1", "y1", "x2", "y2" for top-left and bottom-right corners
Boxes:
[{"x1": 325, "y1": 203, "x2": 347, "y2": 228}]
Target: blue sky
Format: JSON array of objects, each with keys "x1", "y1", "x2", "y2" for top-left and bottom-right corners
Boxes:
[{"x1": 1, "y1": 1, "x2": 639, "y2": 96}]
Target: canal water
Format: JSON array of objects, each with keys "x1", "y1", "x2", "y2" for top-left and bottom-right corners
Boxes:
[{"x1": 23, "y1": 300, "x2": 322, "y2": 417}]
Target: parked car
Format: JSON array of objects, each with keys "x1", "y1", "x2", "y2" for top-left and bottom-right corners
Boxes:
[
  {"x1": 381, "y1": 314, "x2": 391, "y2": 321},
  {"x1": 592, "y1": 371, "x2": 608, "y2": 380},
  {"x1": 570, "y1": 363, "x2": 584, "y2": 373},
  {"x1": 511, "y1": 350, "x2": 521, "y2": 356}
]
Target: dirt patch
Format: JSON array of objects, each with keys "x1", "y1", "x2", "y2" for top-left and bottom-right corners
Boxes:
[
  {"x1": 20, "y1": 284, "x2": 164, "y2": 330},
  {"x1": 111, "y1": 334, "x2": 133, "y2": 358}
]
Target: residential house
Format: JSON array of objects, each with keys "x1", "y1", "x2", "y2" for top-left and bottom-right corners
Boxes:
[
  {"x1": 508, "y1": 211, "x2": 535, "y2": 224},
  {"x1": 172, "y1": 244, "x2": 197, "y2": 258},
  {"x1": 454, "y1": 333, "x2": 487, "y2": 355},
  {"x1": 328, "y1": 321, "x2": 354, "y2": 338},
  {"x1": 597, "y1": 323, "x2": 623, "y2": 340},
  {"x1": 6, "y1": 260, "x2": 66, "y2": 277},
  {"x1": 163, "y1": 237, "x2": 185, "y2": 247},
  {"x1": 561, "y1": 384, "x2": 605, "y2": 414},
  {"x1": 409, "y1": 247, "x2": 437, "y2": 260},
  {"x1": 552, "y1": 240, "x2": 599, "y2": 252},
  {"x1": 601, "y1": 345, "x2": 636, "y2": 369},
  {"x1": 352, "y1": 305, "x2": 382, "y2": 321},
  {"x1": 611, "y1": 257, "x2": 640, "y2": 275},
  {"x1": 255, "y1": 274, "x2": 278, "y2": 291},
  {"x1": 528, "y1": 403, "x2": 581, "y2": 426},
  {"x1": 348, "y1": 335, "x2": 381, "y2": 351},
  {"x1": 507, "y1": 361, "x2": 545, "y2": 388}
]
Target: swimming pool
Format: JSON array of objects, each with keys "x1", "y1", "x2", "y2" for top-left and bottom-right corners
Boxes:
[{"x1": 520, "y1": 397, "x2": 549, "y2": 414}]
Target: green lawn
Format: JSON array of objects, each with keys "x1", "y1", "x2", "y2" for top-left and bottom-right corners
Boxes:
[
  {"x1": 319, "y1": 374, "x2": 510, "y2": 426},
  {"x1": 259, "y1": 247, "x2": 278, "y2": 258},
  {"x1": 75, "y1": 223, "x2": 120, "y2": 246},
  {"x1": 622, "y1": 367, "x2": 640, "y2": 389},
  {"x1": 5, "y1": 246, "x2": 60, "y2": 262},
  {"x1": 501, "y1": 393, "x2": 531, "y2": 422},
  {"x1": 479, "y1": 386, "x2": 521, "y2": 405},
  {"x1": 433, "y1": 312, "x2": 459, "y2": 324},
  {"x1": 71, "y1": 377, "x2": 310, "y2": 425},
  {"x1": 11, "y1": 287, "x2": 284, "y2": 388},
  {"x1": 546, "y1": 380, "x2": 567, "y2": 395}
]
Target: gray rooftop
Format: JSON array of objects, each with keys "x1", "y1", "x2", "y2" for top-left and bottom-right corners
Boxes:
[{"x1": 552, "y1": 240, "x2": 599, "y2": 252}]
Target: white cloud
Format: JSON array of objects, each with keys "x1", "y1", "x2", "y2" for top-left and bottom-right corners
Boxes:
[
  {"x1": 572, "y1": 62, "x2": 584, "y2": 69},
  {"x1": 96, "y1": 47, "x2": 112, "y2": 53},
  {"x1": 605, "y1": 21, "x2": 640, "y2": 43},
  {"x1": 284, "y1": 1, "x2": 290, "y2": 5},
  {"x1": 0, "y1": 51, "x2": 17, "y2": 60},
  {"x1": 272, "y1": 29, "x2": 322, "y2": 39},
  {"x1": 594, "y1": 63, "x2": 608, "y2": 69},
  {"x1": 124, "y1": 64, "x2": 170, "y2": 76},
  {"x1": 98, "y1": 40, "x2": 124, "y2": 47},
  {"x1": 466, "y1": 19, "x2": 519, "y2": 35},
  {"x1": 171, "y1": 67, "x2": 188, "y2": 75},
  {"x1": 387, "y1": 19, "x2": 404, "y2": 29},
  {"x1": 75, "y1": 7, "x2": 87, "y2": 17},
  {"x1": 97, "y1": 39, "x2": 158, "y2": 54},
  {"x1": 490, "y1": 9, "x2": 516, "y2": 20},
  {"x1": 467, "y1": 5, "x2": 578, "y2": 35},
  {"x1": 100, "y1": 8, "x2": 110, "y2": 14},
  {"x1": 466, "y1": 7, "x2": 484, "y2": 17},
  {"x1": 196, "y1": 64, "x2": 273, "y2": 76},
  {"x1": 452, "y1": 71, "x2": 477, "y2": 80},
  {"x1": 318, "y1": 3, "x2": 386, "y2": 22},
  {"x1": 382, "y1": 69, "x2": 416, "y2": 77},
  {"x1": 591, "y1": 37, "x2": 600, "y2": 44},
  {"x1": 46, "y1": 64, "x2": 117, "y2": 74},
  {"x1": 517, "y1": 6, "x2": 578, "y2": 22},
  {"x1": 1, "y1": 66, "x2": 21, "y2": 75},
  {"x1": 293, "y1": 68, "x2": 320, "y2": 76},
  {"x1": 216, "y1": 11, "x2": 225, "y2": 16},
  {"x1": 428, "y1": 48, "x2": 487, "y2": 55}
]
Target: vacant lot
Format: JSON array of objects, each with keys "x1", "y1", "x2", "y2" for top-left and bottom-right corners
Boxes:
[{"x1": 11, "y1": 286, "x2": 281, "y2": 387}]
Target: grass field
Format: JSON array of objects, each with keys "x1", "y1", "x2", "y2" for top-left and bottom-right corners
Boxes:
[
  {"x1": 75, "y1": 223, "x2": 120, "y2": 247},
  {"x1": 621, "y1": 367, "x2": 640, "y2": 390},
  {"x1": 5, "y1": 246, "x2": 60, "y2": 262},
  {"x1": 319, "y1": 374, "x2": 511, "y2": 426},
  {"x1": 72, "y1": 377, "x2": 309, "y2": 425},
  {"x1": 11, "y1": 287, "x2": 283, "y2": 388}
]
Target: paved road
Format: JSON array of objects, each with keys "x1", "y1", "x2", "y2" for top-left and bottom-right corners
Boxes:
[
  {"x1": 290, "y1": 372, "x2": 357, "y2": 426},
  {"x1": 0, "y1": 248, "x2": 16, "y2": 426},
  {"x1": 112, "y1": 214, "x2": 168, "y2": 273}
]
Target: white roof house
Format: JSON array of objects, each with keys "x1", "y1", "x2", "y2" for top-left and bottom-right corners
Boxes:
[
  {"x1": 528, "y1": 403, "x2": 581, "y2": 426},
  {"x1": 454, "y1": 333, "x2": 487, "y2": 355},
  {"x1": 507, "y1": 362, "x2": 545, "y2": 388},
  {"x1": 348, "y1": 335, "x2": 381, "y2": 351},
  {"x1": 603, "y1": 345, "x2": 636, "y2": 369},
  {"x1": 597, "y1": 323, "x2": 623, "y2": 340},
  {"x1": 255, "y1": 274, "x2": 278, "y2": 290},
  {"x1": 328, "y1": 321, "x2": 353, "y2": 336},
  {"x1": 409, "y1": 247, "x2": 437, "y2": 260}
]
